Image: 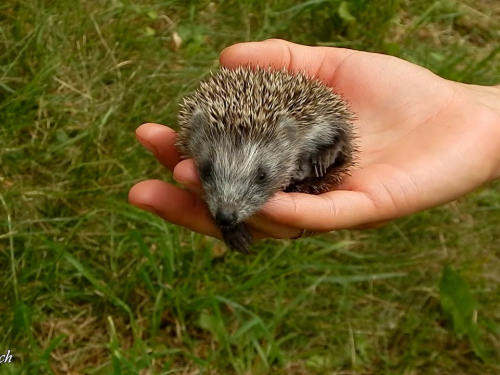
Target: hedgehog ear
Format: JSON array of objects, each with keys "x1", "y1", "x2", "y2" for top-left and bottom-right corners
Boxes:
[
  {"x1": 191, "y1": 109, "x2": 209, "y2": 132},
  {"x1": 277, "y1": 116, "x2": 298, "y2": 141}
]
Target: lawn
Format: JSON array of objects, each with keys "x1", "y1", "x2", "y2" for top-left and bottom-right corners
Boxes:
[{"x1": 1, "y1": 0, "x2": 499, "y2": 374}]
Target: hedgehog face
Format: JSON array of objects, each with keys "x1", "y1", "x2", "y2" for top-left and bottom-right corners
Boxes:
[
  {"x1": 199, "y1": 138, "x2": 294, "y2": 227},
  {"x1": 186, "y1": 111, "x2": 300, "y2": 227}
]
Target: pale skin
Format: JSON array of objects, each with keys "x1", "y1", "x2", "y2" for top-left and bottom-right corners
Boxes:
[{"x1": 129, "y1": 39, "x2": 500, "y2": 241}]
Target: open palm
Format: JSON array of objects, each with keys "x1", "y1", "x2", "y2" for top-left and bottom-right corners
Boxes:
[{"x1": 129, "y1": 39, "x2": 500, "y2": 240}]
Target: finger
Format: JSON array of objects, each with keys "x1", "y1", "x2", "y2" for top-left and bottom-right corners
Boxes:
[
  {"x1": 260, "y1": 189, "x2": 383, "y2": 232},
  {"x1": 136, "y1": 123, "x2": 183, "y2": 171},
  {"x1": 128, "y1": 180, "x2": 269, "y2": 242},
  {"x1": 129, "y1": 179, "x2": 220, "y2": 237},
  {"x1": 247, "y1": 213, "x2": 303, "y2": 240},
  {"x1": 219, "y1": 39, "x2": 356, "y2": 88},
  {"x1": 172, "y1": 159, "x2": 203, "y2": 194},
  {"x1": 251, "y1": 213, "x2": 388, "y2": 237}
]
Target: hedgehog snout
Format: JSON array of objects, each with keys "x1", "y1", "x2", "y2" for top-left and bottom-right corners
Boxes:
[{"x1": 215, "y1": 207, "x2": 238, "y2": 227}]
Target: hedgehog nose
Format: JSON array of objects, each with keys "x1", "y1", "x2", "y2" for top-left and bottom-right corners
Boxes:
[{"x1": 215, "y1": 209, "x2": 238, "y2": 226}]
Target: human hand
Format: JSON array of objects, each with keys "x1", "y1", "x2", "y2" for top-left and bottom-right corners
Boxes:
[{"x1": 129, "y1": 39, "x2": 500, "y2": 241}]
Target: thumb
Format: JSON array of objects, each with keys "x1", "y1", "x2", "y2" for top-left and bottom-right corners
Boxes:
[
  {"x1": 219, "y1": 39, "x2": 354, "y2": 87},
  {"x1": 259, "y1": 189, "x2": 382, "y2": 232}
]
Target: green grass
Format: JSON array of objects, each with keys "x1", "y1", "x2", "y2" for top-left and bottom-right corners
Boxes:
[{"x1": 1, "y1": 0, "x2": 500, "y2": 374}]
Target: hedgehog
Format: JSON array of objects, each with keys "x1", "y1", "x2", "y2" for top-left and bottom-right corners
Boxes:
[{"x1": 176, "y1": 66, "x2": 356, "y2": 253}]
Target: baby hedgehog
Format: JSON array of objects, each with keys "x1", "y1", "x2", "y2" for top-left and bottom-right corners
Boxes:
[{"x1": 176, "y1": 66, "x2": 356, "y2": 253}]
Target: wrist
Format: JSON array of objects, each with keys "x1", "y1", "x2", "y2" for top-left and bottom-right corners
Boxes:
[
  {"x1": 481, "y1": 91, "x2": 500, "y2": 182},
  {"x1": 483, "y1": 86, "x2": 500, "y2": 181},
  {"x1": 458, "y1": 83, "x2": 500, "y2": 182}
]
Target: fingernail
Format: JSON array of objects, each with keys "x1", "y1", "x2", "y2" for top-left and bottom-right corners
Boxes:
[
  {"x1": 174, "y1": 178, "x2": 203, "y2": 194},
  {"x1": 136, "y1": 134, "x2": 158, "y2": 155},
  {"x1": 132, "y1": 202, "x2": 159, "y2": 215}
]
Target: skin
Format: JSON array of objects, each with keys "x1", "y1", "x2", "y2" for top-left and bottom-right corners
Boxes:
[{"x1": 129, "y1": 39, "x2": 500, "y2": 241}]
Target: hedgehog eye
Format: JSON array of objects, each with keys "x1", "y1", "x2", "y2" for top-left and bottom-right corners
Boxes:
[
  {"x1": 198, "y1": 163, "x2": 212, "y2": 181},
  {"x1": 256, "y1": 169, "x2": 267, "y2": 183}
]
